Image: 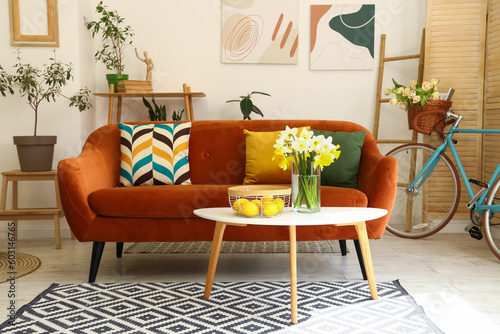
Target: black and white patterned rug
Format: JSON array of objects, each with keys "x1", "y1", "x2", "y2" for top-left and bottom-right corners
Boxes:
[
  {"x1": 125, "y1": 240, "x2": 343, "y2": 254},
  {"x1": 0, "y1": 281, "x2": 442, "y2": 334}
]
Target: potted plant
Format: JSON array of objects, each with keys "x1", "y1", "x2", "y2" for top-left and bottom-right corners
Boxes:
[
  {"x1": 85, "y1": 1, "x2": 134, "y2": 92},
  {"x1": 226, "y1": 91, "x2": 271, "y2": 120},
  {"x1": 142, "y1": 97, "x2": 185, "y2": 121},
  {"x1": 142, "y1": 97, "x2": 166, "y2": 121},
  {"x1": 0, "y1": 50, "x2": 92, "y2": 172}
]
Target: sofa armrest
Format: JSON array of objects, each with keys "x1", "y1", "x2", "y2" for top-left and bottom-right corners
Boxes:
[
  {"x1": 58, "y1": 142, "x2": 118, "y2": 241},
  {"x1": 357, "y1": 152, "x2": 398, "y2": 238}
]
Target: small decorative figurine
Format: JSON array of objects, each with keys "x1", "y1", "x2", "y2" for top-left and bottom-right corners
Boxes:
[{"x1": 135, "y1": 48, "x2": 154, "y2": 82}]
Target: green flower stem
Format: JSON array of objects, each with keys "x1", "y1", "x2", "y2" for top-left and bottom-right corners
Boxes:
[
  {"x1": 294, "y1": 175, "x2": 319, "y2": 210},
  {"x1": 292, "y1": 157, "x2": 320, "y2": 211}
]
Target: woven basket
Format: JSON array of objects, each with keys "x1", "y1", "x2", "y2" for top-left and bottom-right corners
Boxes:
[{"x1": 407, "y1": 100, "x2": 453, "y2": 133}]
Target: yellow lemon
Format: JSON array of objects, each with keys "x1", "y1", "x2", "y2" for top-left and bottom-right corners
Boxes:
[
  {"x1": 241, "y1": 201, "x2": 260, "y2": 217},
  {"x1": 232, "y1": 198, "x2": 248, "y2": 214},
  {"x1": 251, "y1": 199, "x2": 262, "y2": 211},
  {"x1": 261, "y1": 196, "x2": 274, "y2": 202},
  {"x1": 273, "y1": 198, "x2": 285, "y2": 212},
  {"x1": 262, "y1": 201, "x2": 278, "y2": 217}
]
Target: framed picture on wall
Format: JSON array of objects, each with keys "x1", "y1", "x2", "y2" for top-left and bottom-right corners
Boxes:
[
  {"x1": 310, "y1": 4, "x2": 375, "y2": 70},
  {"x1": 9, "y1": 0, "x2": 59, "y2": 47},
  {"x1": 222, "y1": 0, "x2": 299, "y2": 64}
]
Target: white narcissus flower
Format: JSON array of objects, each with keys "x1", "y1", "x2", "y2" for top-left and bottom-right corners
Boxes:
[
  {"x1": 280, "y1": 126, "x2": 298, "y2": 139},
  {"x1": 292, "y1": 136, "x2": 309, "y2": 153},
  {"x1": 422, "y1": 81, "x2": 433, "y2": 91},
  {"x1": 312, "y1": 135, "x2": 325, "y2": 151},
  {"x1": 412, "y1": 96, "x2": 421, "y2": 104},
  {"x1": 396, "y1": 87, "x2": 404, "y2": 95},
  {"x1": 403, "y1": 88, "x2": 410, "y2": 96},
  {"x1": 408, "y1": 90, "x2": 416, "y2": 99},
  {"x1": 300, "y1": 129, "x2": 315, "y2": 140},
  {"x1": 399, "y1": 102, "x2": 407, "y2": 110},
  {"x1": 383, "y1": 88, "x2": 391, "y2": 95},
  {"x1": 430, "y1": 78, "x2": 439, "y2": 86},
  {"x1": 273, "y1": 138, "x2": 292, "y2": 155},
  {"x1": 389, "y1": 98, "x2": 398, "y2": 106},
  {"x1": 432, "y1": 91, "x2": 440, "y2": 100},
  {"x1": 409, "y1": 80, "x2": 417, "y2": 89}
]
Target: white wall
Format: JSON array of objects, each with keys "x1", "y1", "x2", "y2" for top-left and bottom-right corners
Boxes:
[
  {"x1": 0, "y1": 0, "x2": 426, "y2": 239},
  {"x1": 0, "y1": 0, "x2": 86, "y2": 239}
]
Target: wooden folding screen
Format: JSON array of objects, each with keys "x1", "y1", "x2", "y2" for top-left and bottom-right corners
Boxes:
[
  {"x1": 484, "y1": 1, "x2": 500, "y2": 182},
  {"x1": 424, "y1": 0, "x2": 488, "y2": 218}
]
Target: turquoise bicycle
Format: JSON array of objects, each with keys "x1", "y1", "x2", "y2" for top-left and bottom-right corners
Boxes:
[{"x1": 386, "y1": 109, "x2": 500, "y2": 260}]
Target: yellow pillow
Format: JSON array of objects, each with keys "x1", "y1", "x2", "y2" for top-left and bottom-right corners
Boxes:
[{"x1": 243, "y1": 127, "x2": 310, "y2": 184}]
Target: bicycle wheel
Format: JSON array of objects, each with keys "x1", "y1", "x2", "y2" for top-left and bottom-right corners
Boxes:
[
  {"x1": 483, "y1": 178, "x2": 500, "y2": 260},
  {"x1": 386, "y1": 144, "x2": 461, "y2": 238}
]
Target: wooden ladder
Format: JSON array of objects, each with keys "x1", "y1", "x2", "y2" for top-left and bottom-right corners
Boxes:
[{"x1": 373, "y1": 30, "x2": 426, "y2": 144}]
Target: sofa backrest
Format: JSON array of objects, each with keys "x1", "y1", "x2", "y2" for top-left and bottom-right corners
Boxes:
[{"x1": 83, "y1": 120, "x2": 379, "y2": 186}]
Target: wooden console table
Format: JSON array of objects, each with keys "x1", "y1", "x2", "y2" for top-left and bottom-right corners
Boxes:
[
  {"x1": 94, "y1": 83, "x2": 206, "y2": 124},
  {"x1": 0, "y1": 170, "x2": 69, "y2": 250}
]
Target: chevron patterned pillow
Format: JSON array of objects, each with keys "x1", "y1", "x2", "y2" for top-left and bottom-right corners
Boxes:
[{"x1": 118, "y1": 123, "x2": 191, "y2": 186}]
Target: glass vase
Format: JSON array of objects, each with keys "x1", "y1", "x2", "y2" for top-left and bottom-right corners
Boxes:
[{"x1": 291, "y1": 161, "x2": 321, "y2": 213}]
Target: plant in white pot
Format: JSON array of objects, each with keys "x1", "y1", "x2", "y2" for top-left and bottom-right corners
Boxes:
[
  {"x1": 85, "y1": 1, "x2": 134, "y2": 92},
  {"x1": 0, "y1": 50, "x2": 92, "y2": 172}
]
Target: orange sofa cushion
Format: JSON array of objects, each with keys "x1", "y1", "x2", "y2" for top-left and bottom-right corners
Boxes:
[{"x1": 88, "y1": 185, "x2": 367, "y2": 219}]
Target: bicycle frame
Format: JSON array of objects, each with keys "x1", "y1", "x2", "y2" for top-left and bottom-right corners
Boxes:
[{"x1": 407, "y1": 124, "x2": 500, "y2": 214}]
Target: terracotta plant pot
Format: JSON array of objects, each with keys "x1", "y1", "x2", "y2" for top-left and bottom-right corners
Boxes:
[
  {"x1": 13, "y1": 136, "x2": 57, "y2": 172},
  {"x1": 106, "y1": 74, "x2": 129, "y2": 93}
]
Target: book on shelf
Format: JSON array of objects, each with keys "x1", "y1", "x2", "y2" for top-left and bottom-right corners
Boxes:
[
  {"x1": 117, "y1": 80, "x2": 152, "y2": 92},
  {"x1": 117, "y1": 88, "x2": 154, "y2": 94}
]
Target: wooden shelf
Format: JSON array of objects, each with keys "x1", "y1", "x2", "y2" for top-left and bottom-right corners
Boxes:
[
  {"x1": 94, "y1": 92, "x2": 206, "y2": 98},
  {"x1": 94, "y1": 83, "x2": 206, "y2": 124}
]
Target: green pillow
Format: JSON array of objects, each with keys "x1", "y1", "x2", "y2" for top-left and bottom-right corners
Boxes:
[{"x1": 311, "y1": 130, "x2": 366, "y2": 189}]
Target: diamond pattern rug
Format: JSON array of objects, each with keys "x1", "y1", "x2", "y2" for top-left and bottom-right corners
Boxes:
[
  {"x1": 0, "y1": 280, "x2": 442, "y2": 334},
  {"x1": 125, "y1": 240, "x2": 343, "y2": 254}
]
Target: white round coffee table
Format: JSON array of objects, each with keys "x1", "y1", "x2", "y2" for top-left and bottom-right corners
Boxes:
[{"x1": 194, "y1": 207, "x2": 387, "y2": 324}]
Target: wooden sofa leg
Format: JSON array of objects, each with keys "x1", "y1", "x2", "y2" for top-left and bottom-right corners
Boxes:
[
  {"x1": 89, "y1": 242, "x2": 105, "y2": 283},
  {"x1": 116, "y1": 242, "x2": 124, "y2": 258},
  {"x1": 339, "y1": 240, "x2": 348, "y2": 256},
  {"x1": 353, "y1": 239, "x2": 368, "y2": 280}
]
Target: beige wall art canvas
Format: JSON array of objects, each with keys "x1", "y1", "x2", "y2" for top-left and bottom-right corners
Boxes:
[
  {"x1": 222, "y1": 0, "x2": 299, "y2": 64},
  {"x1": 310, "y1": 4, "x2": 375, "y2": 70}
]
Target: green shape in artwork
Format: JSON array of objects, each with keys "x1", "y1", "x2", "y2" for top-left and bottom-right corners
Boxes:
[{"x1": 329, "y1": 5, "x2": 375, "y2": 58}]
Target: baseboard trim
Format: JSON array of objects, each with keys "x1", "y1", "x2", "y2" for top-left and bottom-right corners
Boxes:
[{"x1": 0, "y1": 220, "x2": 73, "y2": 240}]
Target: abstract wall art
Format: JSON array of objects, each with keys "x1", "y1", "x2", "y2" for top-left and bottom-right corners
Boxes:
[
  {"x1": 222, "y1": 0, "x2": 299, "y2": 64},
  {"x1": 310, "y1": 4, "x2": 375, "y2": 70}
]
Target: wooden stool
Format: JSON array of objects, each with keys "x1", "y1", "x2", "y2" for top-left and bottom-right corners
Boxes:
[{"x1": 0, "y1": 170, "x2": 72, "y2": 250}]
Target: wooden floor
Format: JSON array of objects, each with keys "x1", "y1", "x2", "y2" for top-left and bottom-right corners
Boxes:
[{"x1": 1, "y1": 232, "x2": 500, "y2": 333}]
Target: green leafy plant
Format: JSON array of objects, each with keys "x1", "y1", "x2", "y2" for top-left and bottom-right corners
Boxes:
[
  {"x1": 85, "y1": 1, "x2": 134, "y2": 74},
  {"x1": 142, "y1": 97, "x2": 166, "y2": 121},
  {"x1": 172, "y1": 109, "x2": 184, "y2": 121},
  {"x1": 226, "y1": 91, "x2": 271, "y2": 120},
  {"x1": 0, "y1": 50, "x2": 92, "y2": 136}
]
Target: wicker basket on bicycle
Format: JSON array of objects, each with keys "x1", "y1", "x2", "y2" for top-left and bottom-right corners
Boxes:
[{"x1": 407, "y1": 100, "x2": 453, "y2": 134}]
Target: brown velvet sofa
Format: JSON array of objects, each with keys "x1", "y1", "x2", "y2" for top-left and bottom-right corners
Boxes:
[{"x1": 57, "y1": 120, "x2": 397, "y2": 282}]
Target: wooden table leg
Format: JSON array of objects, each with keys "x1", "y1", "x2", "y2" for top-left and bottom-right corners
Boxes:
[
  {"x1": 288, "y1": 225, "x2": 298, "y2": 324},
  {"x1": 353, "y1": 221, "x2": 378, "y2": 299},
  {"x1": 204, "y1": 221, "x2": 227, "y2": 298}
]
